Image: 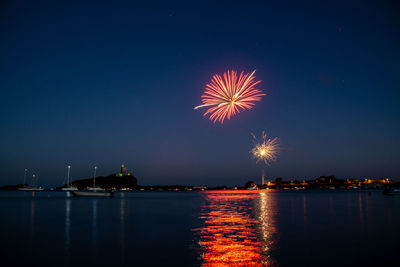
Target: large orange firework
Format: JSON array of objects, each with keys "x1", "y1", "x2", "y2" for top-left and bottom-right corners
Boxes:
[{"x1": 194, "y1": 70, "x2": 264, "y2": 123}]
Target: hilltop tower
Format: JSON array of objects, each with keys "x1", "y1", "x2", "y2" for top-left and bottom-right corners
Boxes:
[{"x1": 121, "y1": 165, "x2": 127, "y2": 175}]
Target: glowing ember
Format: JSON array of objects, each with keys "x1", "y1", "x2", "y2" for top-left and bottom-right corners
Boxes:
[
  {"x1": 194, "y1": 70, "x2": 264, "y2": 123},
  {"x1": 251, "y1": 131, "x2": 280, "y2": 165}
]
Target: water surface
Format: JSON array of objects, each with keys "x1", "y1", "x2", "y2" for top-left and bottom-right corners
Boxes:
[{"x1": 0, "y1": 190, "x2": 398, "y2": 266}]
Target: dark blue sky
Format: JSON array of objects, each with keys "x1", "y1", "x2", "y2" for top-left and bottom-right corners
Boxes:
[{"x1": 1, "y1": 0, "x2": 399, "y2": 186}]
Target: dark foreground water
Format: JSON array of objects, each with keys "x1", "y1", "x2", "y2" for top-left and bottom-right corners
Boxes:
[{"x1": 0, "y1": 190, "x2": 399, "y2": 266}]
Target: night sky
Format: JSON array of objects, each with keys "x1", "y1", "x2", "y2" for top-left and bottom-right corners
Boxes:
[{"x1": 1, "y1": 0, "x2": 399, "y2": 187}]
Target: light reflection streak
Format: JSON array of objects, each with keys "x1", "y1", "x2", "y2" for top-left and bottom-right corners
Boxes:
[
  {"x1": 329, "y1": 195, "x2": 334, "y2": 218},
  {"x1": 64, "y1": 199, "x2": 71, "y2": 266},
  {"x1": 303, "y1": 195, "x2": 307, "y2": 231},
  {"x1": 91, "y1": 199, "x2": 98, "y2": 261},
  {"x1": 257, "y1": 192, "x2": 277, "y2": 263},
  {"x1": 30, "y1": 199, "x2": 35, "y2": 240},
  {"x1": 194, "y1": 190, "x2": 277, "y2": 266},
  {"x1": 92, "y1": 200, "x2": 98, "y2": 244},
  {"x1": 365, "y1": 192, "x2": 369, "y2": 222},
  {"x1": 358, "y1": 192, "x2": 363, "y2": 227},
  {"x1": 120, "y1": 195, "x2": 126, "y2": 265},
  {"x1": 27, "y1": 198, "x2": 36, "y2": 258}
]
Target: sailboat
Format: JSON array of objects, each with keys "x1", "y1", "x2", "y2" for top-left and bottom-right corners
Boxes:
[
  {"x1": 72, "y1": 166, "x2": 113, "y2": 197},
  {"x1": 61, "y1": 165, "x2": 78, "y2": 191},
  {"x1": 18, "y1": 171, "x2": 44, "y2": 191},
  {"x1": 18, "y1": 169, "x2": 31, "y2": 190}
]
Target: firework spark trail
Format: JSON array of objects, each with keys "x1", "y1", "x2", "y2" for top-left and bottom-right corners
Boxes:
[
  {"x1": 194, "y1": 70, "x2": 264, "y2": 123},
  {"x1": 251, "y1": 131, "x2": 280, "y2": 165}
]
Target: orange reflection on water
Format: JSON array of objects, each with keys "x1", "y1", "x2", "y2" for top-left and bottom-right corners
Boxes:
[{"x1": 195, "y1": 190, "x2": 276, "y2": 266}]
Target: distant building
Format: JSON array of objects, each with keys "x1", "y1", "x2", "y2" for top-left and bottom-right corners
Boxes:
[
  {"x1": 115, "y1": 164, "x2": 132, "y2": 177},
  {"x1": 121, "y1": 165, "x2": 127, "y2": 175}
]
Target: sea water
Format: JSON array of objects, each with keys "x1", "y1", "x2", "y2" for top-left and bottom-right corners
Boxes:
[{"x1": 0, "y1": 190, "x2": 399, "y2": 266}]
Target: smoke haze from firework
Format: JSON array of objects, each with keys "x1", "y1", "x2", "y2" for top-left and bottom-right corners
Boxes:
[{"x1": 194, "y1": 70, "x2": 264, "y2": 123}]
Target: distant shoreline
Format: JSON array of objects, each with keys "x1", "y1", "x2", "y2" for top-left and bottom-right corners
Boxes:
[{"x1": 1, "y1": 175, "x2": 398, "y2": 192}]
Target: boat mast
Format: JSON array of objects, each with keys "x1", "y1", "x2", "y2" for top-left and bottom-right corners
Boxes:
[
  {"x1": 23, "y1": 169, "x2": 27, "y2": 185},
  {"x1": 93, "y1": 166, "x2": 98, "y2": 188},
  {"x1": 32, "y1": 174, "x2": 36, "y2": 187},
  {"x1": 67, "y1": 165, "x2": 71, "y2": 187}
]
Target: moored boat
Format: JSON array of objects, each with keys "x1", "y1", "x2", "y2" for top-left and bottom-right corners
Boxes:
[
  {"x1": 72, "y1": 166, "x2": 113, "y2": 197},
  {"x1": 18, "y1": 171, "x2": 43, "y2": 191},
  {"x1": 18, "y1": 186, "x2": 44, "y2": 191},
  {"x1": 61, "y1": 165, "x2": 78, "y2": 191},
  {"x1": 383, "y1": 187, "x2": 400, "y2": 195},
  {"x1": 62, "y1": 187, "x2": 79, "y2": 191},
  {"x1": 72, "y1": 190, "x2": 113, "y2": 197}
]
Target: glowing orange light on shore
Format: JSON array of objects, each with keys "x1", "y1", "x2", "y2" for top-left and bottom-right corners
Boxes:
[{"x1": 194, "y1": 70, "x2": 264, "y2": 123}]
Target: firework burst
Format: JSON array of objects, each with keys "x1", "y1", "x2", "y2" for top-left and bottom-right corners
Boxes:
[
  {"x1": 194, "y1": 70, "x2": 264, "y2": 123},
  {"x1": 251, "y1": 131, "x2": 280, "y2": 165}
]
